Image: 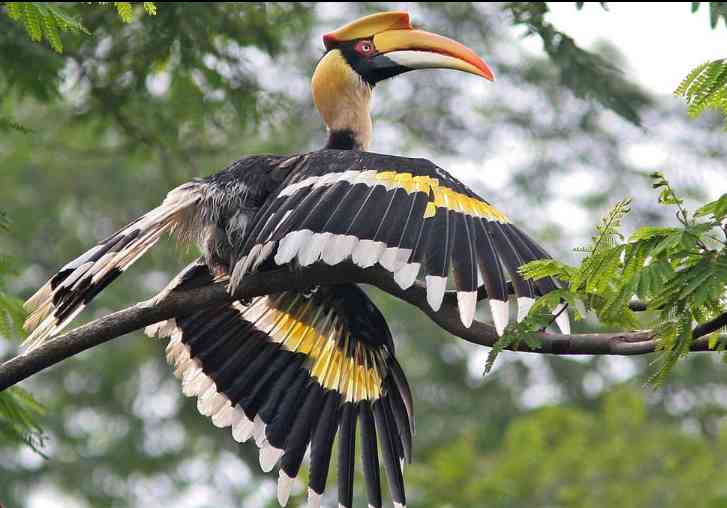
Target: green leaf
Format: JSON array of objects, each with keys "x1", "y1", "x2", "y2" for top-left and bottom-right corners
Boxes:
[
  {"x1": 505, "y1": 3, "x2": 650, "y2": 126},
  {"x1": 695, "y1": 193, "x2": 727, "y2": 220},
  {"x1": 0, "y1": 387, "x2": 46, "y2": 455},
  {"x1": 675, "y1": 59, "x2": 727, "y2": 130},
  {"x1": 3, "y1": 3, "x2": 89, "y2": 53},
  {"x1": 143, "y1": 2, "x2": 157, "y2": 16},
  {"x1": 0, "y1": 117, "x2": 33, "y2": 134},
  {"x1": 114, "y1": 2, "x2": 133, "y2": 23},
  {"x1": 21, "y1": 2, "x2": 43, "y2": 41},
  {"x1": 628, "y1": 226, "x2": 679, "y2": 242}
]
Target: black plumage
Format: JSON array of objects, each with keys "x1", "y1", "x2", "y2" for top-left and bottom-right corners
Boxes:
[
  {"x1": 280, "y1": 382, "x2": 326, "y2": 479},
  {"x1": 360, "y1": 400, "x2": 383, "y2": 508},
  {"x1": 337, "y1": 403, "x2": 357, "y2": 508},
  {"x1": 308, "y1": 390, "x2": 341, "y2": 495},
  {"x1": 452, "y1": 213, "x2": 478, "y2": 293}
]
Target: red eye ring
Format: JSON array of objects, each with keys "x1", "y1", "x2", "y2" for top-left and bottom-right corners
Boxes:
[{"x1": 354, "y1": 40, "x2": 376, "y2": 56}]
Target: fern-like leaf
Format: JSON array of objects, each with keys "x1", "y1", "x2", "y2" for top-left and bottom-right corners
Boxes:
[
  {"x1": 114, "y1": 2, "x2": 133, "y2": 22},
  {"x1": 4, "y1": 3, "x2": 88, "y2": 53},
  {"x1": 0, "y1": 388, "x2": 46, "y2": 455},
  {"x1": 675, "y1": 59, "x2": 727, "y2": 130}
]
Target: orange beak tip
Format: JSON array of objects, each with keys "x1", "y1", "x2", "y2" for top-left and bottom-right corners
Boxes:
[{"x1": 322, "y1": 33, "x2": 337, "y2": 50}]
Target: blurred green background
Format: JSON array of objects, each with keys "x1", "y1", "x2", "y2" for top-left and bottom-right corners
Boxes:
[{"x1": 2, "y1": 2, "x2": 727, "y2": 507}]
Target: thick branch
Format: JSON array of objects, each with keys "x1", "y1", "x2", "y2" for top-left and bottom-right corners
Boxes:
[{"x1": 1, "y1": 263, "x2": 725, "y2": 391}]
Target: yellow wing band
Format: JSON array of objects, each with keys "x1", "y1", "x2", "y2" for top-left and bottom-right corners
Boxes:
[
  {"x1": 244, "y1": 297, "x2": 382, "y2": 401},
  {"x1": 374, "y1": 170, "x2": 509, "y2": 222}
]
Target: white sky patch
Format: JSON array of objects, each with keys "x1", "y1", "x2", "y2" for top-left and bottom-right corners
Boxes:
[
  {"x1": 525, "y1": 3, "x2": 727, "y2": 96},
  {"x1": 624, "y1": 141, "x2": 670, "y2": 169},
  {"x1": 550, "y1": 168, "x2": 606, "y2": 199},
  {"x1": 546, "y1": 198, "x2": 590, "y2": 232}
]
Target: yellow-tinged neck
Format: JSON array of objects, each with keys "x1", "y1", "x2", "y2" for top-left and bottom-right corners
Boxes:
[{"x1": 312, "y1": 50, "x2": 372, "y2": 150}]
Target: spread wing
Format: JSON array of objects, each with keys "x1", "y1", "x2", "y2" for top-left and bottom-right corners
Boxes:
[
  {"x1": 230, "y1": 149, "x2": 567, "y2": 335},
  {"x1": 147, "y1": 262, "x2": 414, "y2": 508}
]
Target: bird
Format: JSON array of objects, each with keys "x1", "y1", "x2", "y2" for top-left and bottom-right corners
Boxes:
[{"x1": 22, "y1": 11, "x2": 569, "y2": 508}]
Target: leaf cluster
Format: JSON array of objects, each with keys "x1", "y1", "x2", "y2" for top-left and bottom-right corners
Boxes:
[
  {"x1": 3, "y1": 2, "x2": 157, "y2": 53},
  {"x1": 691, "y1": 2, "x2": 727, "y2": 29},
  {"x1": 517, "y1": 174, "x2": 727, "y2": 383},
  {"x1": 675, "y1": 59, "x2": 727, "y2": 129},
  {"x1": 505, "y1": 2, "x2": 651, "y2": 126},
  {"x1": 0, "y1": 212, "x2": 45, "y2": 452},
  {"x1": 0, "y1": 387, "x2": 46, "y2": 455},
  {"x1": 4, "y1": 2, "x2": 89, "y2": 53}
]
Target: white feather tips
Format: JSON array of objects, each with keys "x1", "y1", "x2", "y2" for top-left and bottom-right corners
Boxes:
[
  {"x1": 457, "y1": 291, "x2": 477, "y2": 328},
  {"x1": 232, "y1": 412, "x2": 255, "y2": 443},
  {"x1": 351, "y1": 239, "x2": 386, "y2": 268},
  {"x1": 278, "y1": 470, "x2": 294, "y2": 507},
  {"x1": 322, "y1": 235, "x2": 358, "y2": 266},
  {"x1": 260, "y1": 445, "x2": 284, "y2": 473},
  {"x1": 517, "y1": 297, "x2": 535, "y2": 323},
  {"x1": 275, "y1": 229, "x2": 313, "y2": 265},
  {"x1": 379, "y1": 247, "x2": 409, "y2": 272},
  {"x1": 553, "y1": 303, "x2": 571, "y2": 334},
  {"x1": 489, "y1": 299, "x2": 509, "y2": 336},
  {"x1": 211, "y1": 403, "x2": 236, "y2": 428},
  {"x1": 394, "y1": 263, "x2": 420, "y2": 290},
  {"x1": 307, "y1": 488, "x2": 321, "y2": 508},
  {"x1": 425, "y1": 275, "x2": 447, "y2": 311},
  {"x1": 253, "y1": 415, "x2": 268, "y2": 447},
  {"x1": 298, "y1": 232, "x2": 332, "y2": 267},
  {"x1": 145, "y1": 319, "x2": 178, "y2": 338}
]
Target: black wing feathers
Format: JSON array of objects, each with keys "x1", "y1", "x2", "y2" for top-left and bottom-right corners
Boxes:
[
  {"x1": 146, "y1": 281, "x2": 413, "y2": 508},
  {"x1": 230, "y1": 149, "x2": 567, "y2": 336}
]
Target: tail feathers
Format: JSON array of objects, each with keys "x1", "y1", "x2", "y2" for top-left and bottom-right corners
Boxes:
[
  {"x1": 147, "y1": 285, "x2": 413, "y2": 508},
  {"x1": 23, "y1": 187, "x2": 200, "y2": 352}
]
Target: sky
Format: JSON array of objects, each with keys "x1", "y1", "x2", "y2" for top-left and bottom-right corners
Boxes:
[
  {"x1": 530, "y1": 2, "x2": 727, "y2": 96},
  {"x1": 516, "y1": 2, "x2": 727, "y2": 211}
]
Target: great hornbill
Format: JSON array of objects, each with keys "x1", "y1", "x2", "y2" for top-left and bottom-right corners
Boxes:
[{"x1": 23, "y1": 11, "x2": 569, "y2": 508}]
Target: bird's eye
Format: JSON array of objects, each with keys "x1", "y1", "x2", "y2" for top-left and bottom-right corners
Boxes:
[{"x1": 354, "y1": 40, "x2": 376, "y2": 56}]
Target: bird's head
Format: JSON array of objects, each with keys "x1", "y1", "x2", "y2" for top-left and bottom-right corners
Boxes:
[{"x1": 312, "y1": 11, "x2": 494, "y2": 150}]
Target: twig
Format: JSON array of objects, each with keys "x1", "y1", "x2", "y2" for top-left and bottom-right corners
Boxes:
[{"x1": 1, "y1": 263, "x2": 725, "y2": 391}]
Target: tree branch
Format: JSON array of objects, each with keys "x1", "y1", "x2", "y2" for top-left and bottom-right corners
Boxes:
[{"x1": 1, "y1": 263, "x2": 725, "y2": 392}]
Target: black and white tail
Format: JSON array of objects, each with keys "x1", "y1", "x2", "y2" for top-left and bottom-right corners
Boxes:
[
  {"x1": 23, "y1": 184, "x2": 201, "y2": 352},
  {"x1": 146, "y1": 278, "x2": 413, "y2": 508}
]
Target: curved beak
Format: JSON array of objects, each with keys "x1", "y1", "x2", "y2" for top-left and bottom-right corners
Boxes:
[{"x1": 372, "y1": 29, "x2": 494, "y2": 81}]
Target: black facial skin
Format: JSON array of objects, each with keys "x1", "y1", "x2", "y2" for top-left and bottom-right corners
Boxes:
[{"x1": 333, "y1": 39, "x2": 412, "y2": 86}]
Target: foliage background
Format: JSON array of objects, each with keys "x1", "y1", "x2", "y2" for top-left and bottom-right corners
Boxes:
[{"x1": 1, "y1": 2, "x2": 727, "y2": 507}]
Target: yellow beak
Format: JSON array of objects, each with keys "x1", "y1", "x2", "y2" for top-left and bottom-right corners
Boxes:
[{"x1": 372, "y1": 29, "x2": 494, "y2": 81}]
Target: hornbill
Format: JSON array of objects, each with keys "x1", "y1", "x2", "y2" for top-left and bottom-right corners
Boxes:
[{"x1": 23, "y1": 11, "x2": 569, "y2": 508}]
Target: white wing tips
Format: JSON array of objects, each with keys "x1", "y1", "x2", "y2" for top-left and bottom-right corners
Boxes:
[
  {"x1": 489, "y1": 299, "x2": 509, "y2": 336},
  {"x1": 457, "y1": 291, "x2": 477, "y2": 328},
  {"x1": 232, "y1": 413, "x2": 255, "y2": 443},
  {"x1": 516, "y1": 297, "x2": 535, "y2": 323},
  {"x1": 278, "y1": 470, "x2": 294, "y2": 507},
  {"x1": 23, "y1": 282, "x2": 51, "y2": 312},
  {"x1": 298, "y1": 233, "x2": 332, "y2": 267},
  {"x1": 322, "y1": 235, "x2": 358, "y2": 266},
  {"x1": 394, "y1": 262, "x2": 420, "y2": 290},
  {"x1": 553, "y1": 303, "x2": 571, "y2": 334},
  {"x1": 275, "y1": 229, "x2": 313, "y2": 265},
  {"x1": 260, "y1": 445, "x2": 284, "y2": 473},
  {"x1": 352, "y1": 239, "x2": 386, "y2": 268},
  {"x1": 307, "y1": 488, "x2": 322, "y2": 508},
  {"x1": 425, "y1": 275, "x2": 447, "y2": 311}
]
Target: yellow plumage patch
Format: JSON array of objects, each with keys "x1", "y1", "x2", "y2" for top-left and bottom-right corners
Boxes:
[
  {"x1": 374, "y1": 170, "x2": 509, "y2": 222},
  {"x1": 246, "y1": 298, "x2": 383, "y2": 401}
]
